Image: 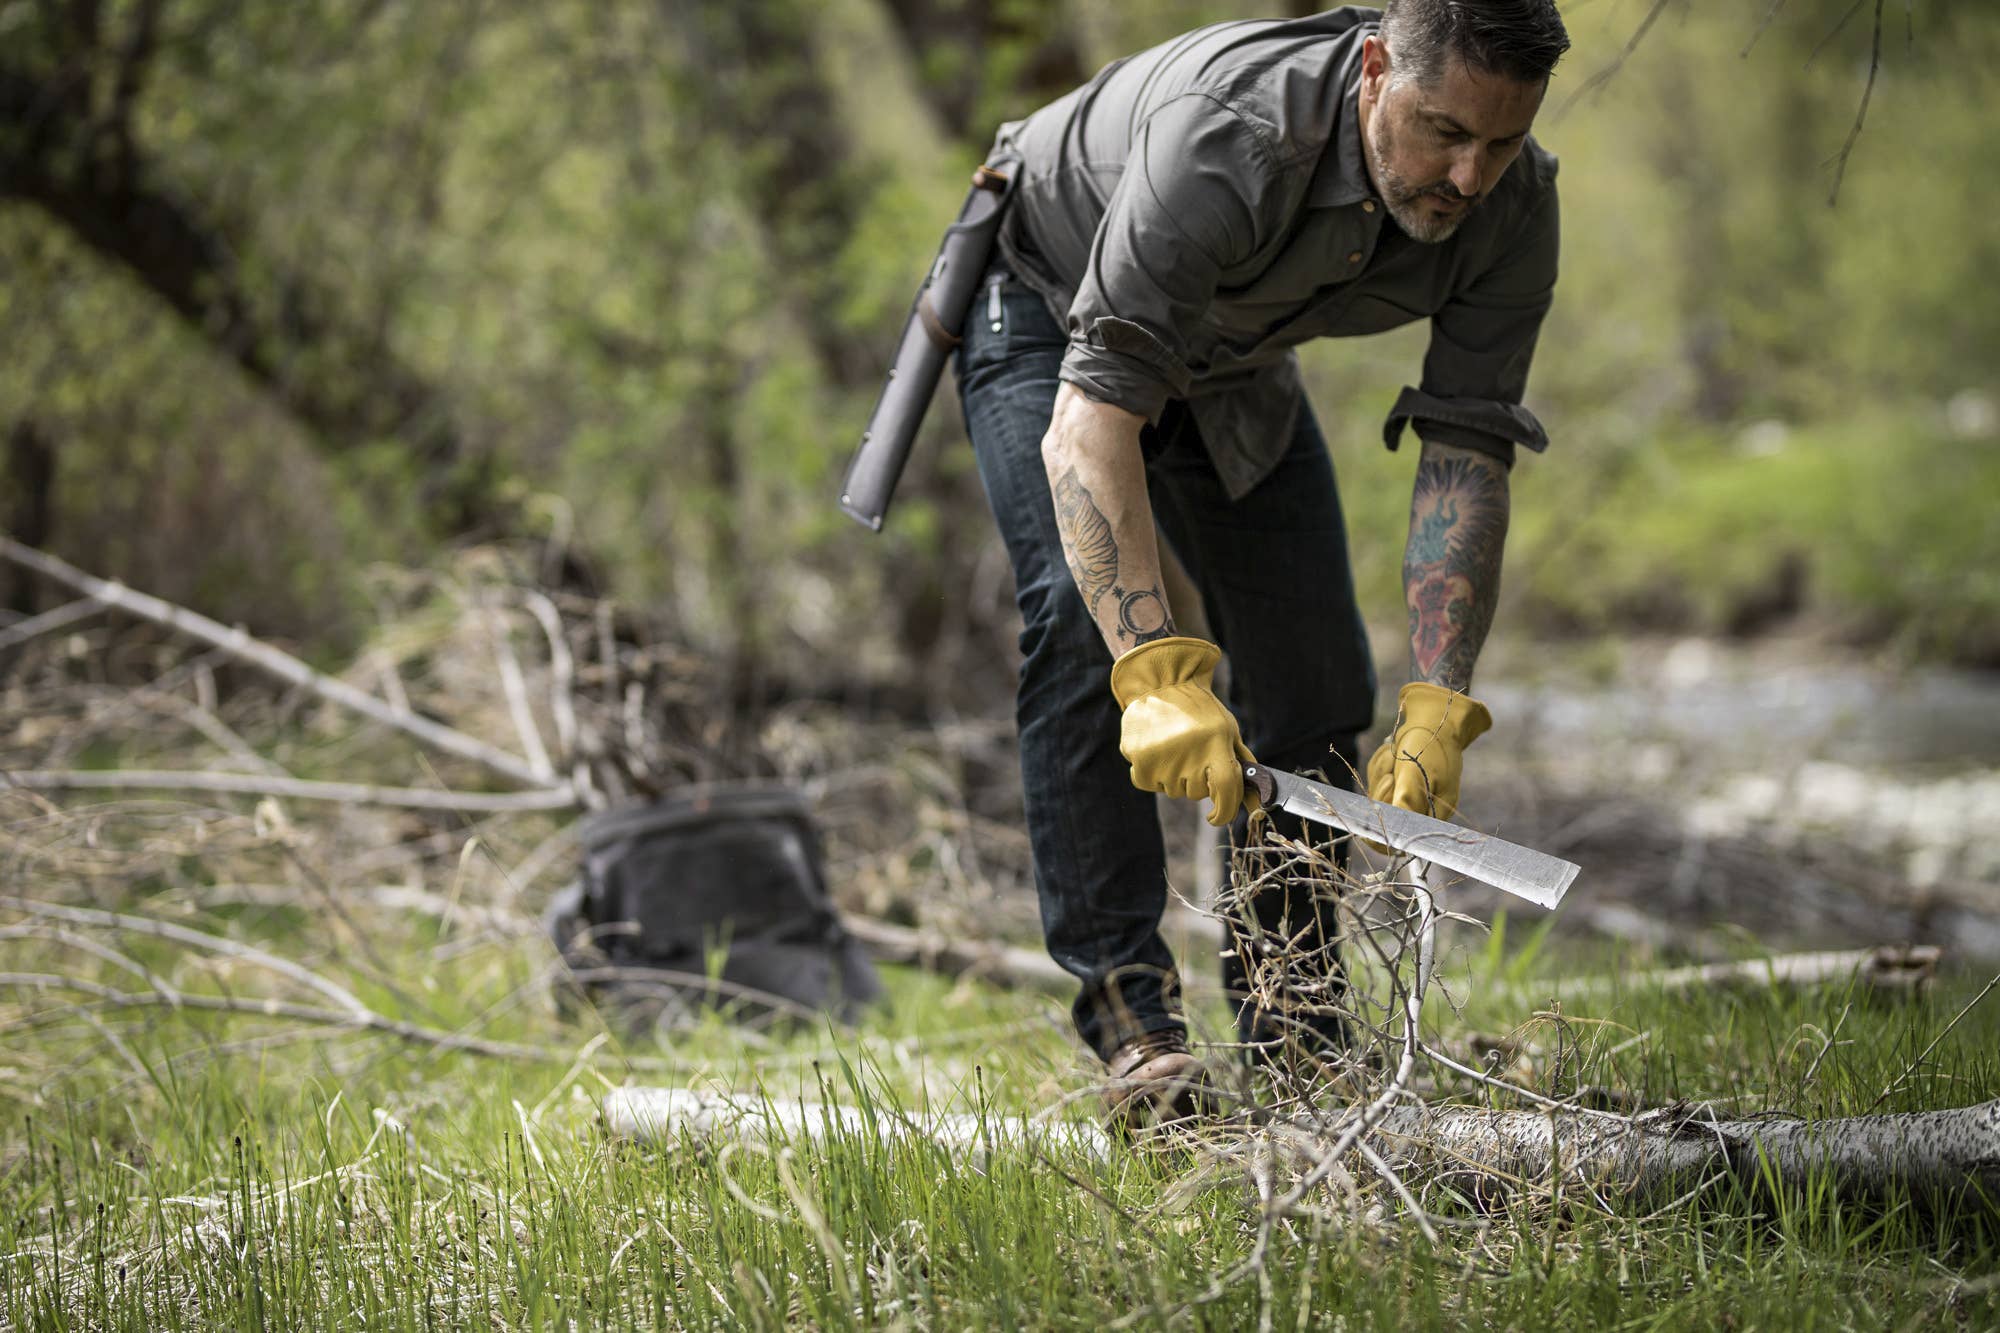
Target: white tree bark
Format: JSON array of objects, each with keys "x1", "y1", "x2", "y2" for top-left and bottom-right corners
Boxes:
[
  {"x1": 604, "y1": 1087, "x2": 2000, "y2": 1214},
  {"x1": 1370, "y1": 1098, "x2": 2000, "y2": 1210},
  {"x1": 602, "y1": 1087, "x2": 1111, "y2": 1161}
]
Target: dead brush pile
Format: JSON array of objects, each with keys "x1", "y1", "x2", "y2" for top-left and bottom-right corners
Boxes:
[{"x1": 0, "y1": 540, "x2": 1039, "y2": 1034}]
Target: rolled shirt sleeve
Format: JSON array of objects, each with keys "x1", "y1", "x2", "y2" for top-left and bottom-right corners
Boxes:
[
  {"x1": 1384, "y1": 175, "x2": 1561, "y2": 465},
  {"x1": 1060, "y1": 95, "x2": 1284, "y2": 423}
]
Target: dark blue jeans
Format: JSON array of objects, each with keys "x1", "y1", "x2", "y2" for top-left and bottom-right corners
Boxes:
[{"x1": 954, "y1": 264, "x2": 1377, "y2": 1061}]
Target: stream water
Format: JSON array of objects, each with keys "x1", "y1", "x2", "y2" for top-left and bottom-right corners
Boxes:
[{"x1": 1461, "y1": 636, "x2": 2000, "y2": 957}]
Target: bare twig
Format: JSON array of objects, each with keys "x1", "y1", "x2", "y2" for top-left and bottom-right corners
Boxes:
[
  {"x1": 521, "y1": 590, "x2": 605, "y2": 809},
  {"x1": 1556, "y1": 0, "x2": 1674, "y2": 118},
  {"x1": 0, "y1": 896, "x2": 370, "y2": 1015},
  {"x1": 1807, "y1": 0, "x2": 1871, "y2": 66},
  {"x1": 128, "y1": 687, "x2": 290, "y2": 776},
  {"x1": 0, "y1": 597, "x2": 104, "y2": 653},
  {"x1": 0, "y1": 972, "x2": 681, "y2": 1069},
  {"x1": 1867, "y1": 971, "x2": 2000, "y2": 1113},
  {"x1": 4, "y1": 767, "x2": 579, "y2": 812},
  {"x1": 842, "y1": 915, "x2": 1072, "y2": 995},
  {"x1": 1742, "y1": 0, "x2": 1791, "y2": 58},
  {"x1": 1823, "y1": 0, "x2": 1885, "y2": 206},
  {"x1": 484, "y1": 600, "x2": 555, "y2": 782}
]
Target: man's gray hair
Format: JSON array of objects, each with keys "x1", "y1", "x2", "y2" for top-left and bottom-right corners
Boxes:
[{"x1": 1379, "y1": 0, "x2": 1572, "y2": 87}]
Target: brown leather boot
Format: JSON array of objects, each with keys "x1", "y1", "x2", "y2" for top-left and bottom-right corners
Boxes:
[{"x1": 1101, "y1": 1029, "x2": 1210, "y2": 1130}]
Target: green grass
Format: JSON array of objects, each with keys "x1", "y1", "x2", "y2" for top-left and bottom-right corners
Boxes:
[{"x1": 3, "y1": 902, "x2": 1998, "y2": 1330}]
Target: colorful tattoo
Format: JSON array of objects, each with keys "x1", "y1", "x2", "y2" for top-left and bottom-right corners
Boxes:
[{"x1": 1403, "y1": 446, "x2": 1509, "y2": 690}]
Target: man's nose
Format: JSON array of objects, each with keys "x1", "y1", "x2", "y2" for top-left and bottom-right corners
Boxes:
[{"x1": 1449, "y1": 148, "x2": 1483, "y2": 199}]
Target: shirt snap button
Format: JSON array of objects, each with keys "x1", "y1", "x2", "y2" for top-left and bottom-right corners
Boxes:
[
  {"x1": 1347, "y1": 250, "x2": 1363, "y2": 264},
  {"x1": 1362, "y1": 200, "x2": 1377, "y2": 213}
]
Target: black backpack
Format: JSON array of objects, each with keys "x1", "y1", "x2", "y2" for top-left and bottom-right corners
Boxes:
[{"x1": 547, "y1": 784, "x2": 883, "y2": 1028}]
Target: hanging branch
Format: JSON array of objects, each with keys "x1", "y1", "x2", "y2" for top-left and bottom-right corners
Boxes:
[
  {"x1": 0, "y1": 535, "x2": 560, "y2": 791},
  {"x1": 1823, "y1": 0, "x2": 1886, "y2": 205},
  {"x1": 1555, "y1": 0, "x2": 1674, "y2": 118}
]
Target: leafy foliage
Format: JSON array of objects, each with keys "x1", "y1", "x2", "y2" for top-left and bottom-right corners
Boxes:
[{"x1": 2, "y1": 1, "x2": 1995, "y2": 671}]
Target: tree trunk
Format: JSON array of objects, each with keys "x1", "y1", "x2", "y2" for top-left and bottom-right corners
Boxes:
[
  {"x1": 879, "y1": 0, "x2": 1086, "y2": 141},
  {"x1": 655, "y1": 0, "x2": 883, "y2": 388},
  {"x1": 0, "y1": 47, "x2": 494, "y2": 533},
  {"x1": 1, "y1": 421, "x2": 56, "y2": 615}
]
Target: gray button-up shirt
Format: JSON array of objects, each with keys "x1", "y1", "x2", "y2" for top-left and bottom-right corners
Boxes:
[{"x1": 992, "y1": 6, "x2": 1559, "y2": 497}]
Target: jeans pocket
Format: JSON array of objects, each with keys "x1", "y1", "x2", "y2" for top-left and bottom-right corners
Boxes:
[{"x1": 956, "y1": 269, "x2": 1014, "y2": 373}]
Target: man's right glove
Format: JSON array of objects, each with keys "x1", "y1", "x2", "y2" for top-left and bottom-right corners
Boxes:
[{"x1": 1109, "y1": 636, "x2": 1255, "y2": 828}]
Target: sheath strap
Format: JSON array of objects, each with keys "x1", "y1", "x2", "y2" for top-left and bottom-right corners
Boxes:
[{"x1": 917, "y1": 293, "x2": 962, "y2": 351}]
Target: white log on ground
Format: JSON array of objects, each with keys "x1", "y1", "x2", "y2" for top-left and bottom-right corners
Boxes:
[
  {"x1": 1368, "y1": 1098, "x2": 2000, "y2": 1210},
  {"x1": 602, "y1": 1086, "x2": 2000, "y2": 1215},
  {"x1": 602, "y1": 1087, "x2": 1111, "y2": 1161},
  {"x1": 0, "y1": 535, "x2": 557, "y2": 790},
  {"x1": 1560, "y1": 945, "x2": 1942, "y2": 1000}
]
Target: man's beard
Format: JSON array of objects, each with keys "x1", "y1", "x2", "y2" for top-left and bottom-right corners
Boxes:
[{"x1": 1367, "y1": 111, "x2": 1480, "y2": 244}]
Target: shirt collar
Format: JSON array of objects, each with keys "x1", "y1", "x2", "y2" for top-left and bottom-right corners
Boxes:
[{"x1": 1307, "y1": 26, "x2": 1377, "y2": 209}]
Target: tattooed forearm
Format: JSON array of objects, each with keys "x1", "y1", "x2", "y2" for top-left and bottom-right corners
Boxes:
[
  {"x1": 1040, "y1": 385, "x2": 1177, "y2": 654},
  {"x1": 1116, "y1": 585, "x2": 1175, "y2": 645},
  {"x1": 1052, "y1": 467, "x2": 1177, "y2": 647},
  {"x1": 1053, "y1": 469, "x2": 1119, "y2": 613},
  {"x1": 1402, "y1": 442, "x2": 1510, "y2": 691}
]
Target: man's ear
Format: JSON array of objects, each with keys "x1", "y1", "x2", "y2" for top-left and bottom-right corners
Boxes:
[{"x1": 1360, "y1": 33, "x2": 1391, "y2": 104}]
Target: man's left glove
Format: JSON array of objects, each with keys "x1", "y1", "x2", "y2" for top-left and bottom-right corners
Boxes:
[
  {"x1": 1365, "y1": 681, "x2": 1493, "y2": 824},
  {"x1": 1109, "y1": 636, "x2": 1254, "y2": 828}
]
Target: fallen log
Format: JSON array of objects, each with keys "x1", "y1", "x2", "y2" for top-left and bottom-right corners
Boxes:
[
  {"x1": 1371, "y1": 1097, "x2": 2000, "y2": 1213},
  {"x1": 602, "y1": 1086, "x2": 1111, "y2": 1161},
  {"x1": 604, "y1": 1085, "x2": 2000, "y2": 1216},
  {"x1": 1562, "y1": 945, "x2": 1942, "y2": 1000}
]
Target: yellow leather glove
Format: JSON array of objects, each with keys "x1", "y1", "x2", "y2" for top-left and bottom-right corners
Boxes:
[
  {"x1": 1365, "y1": 682, "x2": 1493, "y2": 826},
  {"x1": 1109, "y1": 636, "x2": 1255, "y2": 828}
]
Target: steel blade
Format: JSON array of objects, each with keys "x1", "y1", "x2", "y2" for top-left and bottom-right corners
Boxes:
[{"x1": 1243, "y1": 764, "x2": 1578, "y2": 910}]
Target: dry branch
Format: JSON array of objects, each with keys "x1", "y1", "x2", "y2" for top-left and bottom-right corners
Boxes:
[
  {"x1": 4, "y1": 768, "x2": 580, "y2": 813},
  {"x1": 842, "y1": 915, "x2": 1072, "y2": 995},
  {"x1": 0, "y1": 596, "x2": 104, "y2": 653},
  {"x1": 0, "y1": 971, "x2": 679, "y2": 1070},
  {"x1": 0, "y1": 535, "x2": 555, "y2": 789}
]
